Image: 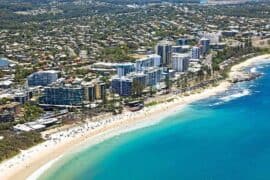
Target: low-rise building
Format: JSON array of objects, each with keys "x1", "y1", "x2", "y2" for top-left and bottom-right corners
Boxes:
[
  {"x1": 0, "y1": 80, "x2": 13, "y2": 89},
  {"x1": 0, "y1": 102, "x2": 21, "y2": 123},
  {"x1": 13, "y1": 117, "x2": 60, "y2": 132},
  {"x1": 14, "y1": 91, "x2": 30, "y2": 104}
]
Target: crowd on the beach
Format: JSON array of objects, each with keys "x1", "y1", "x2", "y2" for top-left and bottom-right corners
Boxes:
[
  {"x1": 0, "y1": 104, "x2": 166, "y2": 176},
  {"x1": 0, "y1": 86, "x2": 222, "y2": 178}
]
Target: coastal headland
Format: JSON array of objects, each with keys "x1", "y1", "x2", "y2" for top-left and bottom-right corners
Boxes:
[{"x1": 1, "y1": 54, "x2": 270, "y2": 180}]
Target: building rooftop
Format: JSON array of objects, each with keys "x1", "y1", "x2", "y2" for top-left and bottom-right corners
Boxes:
[
  {"x1": 31, "y1": 70, "x2": 59, "y2": 75},
  {"x1": 172, "y1": 53, "x2": 190, "y2": 58},
  {"x1": 13, "y1": 124, "x2": 33, "y2": 132},
  {"x1": 13, "y1": 117, "x2": 60, "y2": 132},
  {"x1": 116, "y1": 62, "x2": 134, "y2": 66},
  {"x1": 0, "y1": 80, "x2": 13, "y2": 86}
]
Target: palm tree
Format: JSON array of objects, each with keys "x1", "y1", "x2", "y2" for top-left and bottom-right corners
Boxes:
[
  {"x1": 198, "y1": 69, "x2": 205, "y2": 82},
  {"x1": 165, "y1": 75, "x2": 172, "y2": 92},
  {"x1": 132, "y1": 80, "x2": 145, "y2": 98},
  {"x1": 149, "y1": 86, "x2": 156, "y2": 97},
  {"x1": 176, "y1": 78, "x2": 181, "y2": 88}
]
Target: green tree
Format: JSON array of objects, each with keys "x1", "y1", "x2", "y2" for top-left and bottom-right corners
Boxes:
[
  {"x1": 23, "y1": 103, "x2": 44, "y2": 122},
  {"x1": 132, "y1": 80, "x2": 145, "y2": 97},
  {"x1": 176, "y1": 78, "x2": 181, "y2": 88},
  {"x1": 165, "y1": 75, "x2": 172, "y2": 91},
  {"x1": 151, "y1": 86, "x2": 157, "y2": 96},
  {"x1": 14, "y1": 66, "x2": 33, "y2": 83}
]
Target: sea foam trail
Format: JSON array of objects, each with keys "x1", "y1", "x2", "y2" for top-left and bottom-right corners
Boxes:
[
  {"x1": 208, "y1": 89, "x2": 250, "y2": 107},
  {"x1": 220, "y1": 89, "x2": 250, "y2": 102}
]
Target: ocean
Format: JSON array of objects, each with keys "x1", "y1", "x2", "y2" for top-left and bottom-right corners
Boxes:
[{"x1": 41, "y1": 61, "x2": 270, "y2": 180}]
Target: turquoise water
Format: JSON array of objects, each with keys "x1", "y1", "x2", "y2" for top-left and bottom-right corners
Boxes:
[{"x1": 41, "y1": 62, "x2": 270, "y2": 180}]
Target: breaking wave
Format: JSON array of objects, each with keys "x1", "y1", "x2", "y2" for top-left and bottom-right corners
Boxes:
[{"x1": 220, "y1": 89, "x2": 251, "y2": 102}]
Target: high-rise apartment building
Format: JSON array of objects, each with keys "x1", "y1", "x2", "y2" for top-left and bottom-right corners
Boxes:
[
  {"x1": 156, "y1": 41, "x2": 172, "y2": 66},
  {"x1": 172, "y1": 53, "x2": 190, "y2": 72},
  {"x1": 27, "y1": 70, "x2": 59, "y2": 87}
]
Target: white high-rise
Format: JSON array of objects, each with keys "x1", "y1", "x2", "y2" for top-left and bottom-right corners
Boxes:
[
  {"x1": 171, "y1": 53, "x2": 190, "y2": 72},
  {"x1": 135, "y1": 54, "x2": 161, "y2": 71}
]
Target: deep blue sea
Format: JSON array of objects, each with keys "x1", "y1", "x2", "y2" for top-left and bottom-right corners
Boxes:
[{"x1": 41, "y1": 61, "x2": 270, "y2": 180}]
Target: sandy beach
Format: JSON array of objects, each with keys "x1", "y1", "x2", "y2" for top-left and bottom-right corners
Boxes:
[{"x1": 1, "y1": 54, "x2": 270, "y2": 180}]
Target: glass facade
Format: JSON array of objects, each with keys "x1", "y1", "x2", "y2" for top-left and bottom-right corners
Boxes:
[
  {"x1": 27, "y1": 71, "x2": 59, "y2": 87},
  {"x1": 111, "y1": 78, "x2": 133, "y2": 97}
]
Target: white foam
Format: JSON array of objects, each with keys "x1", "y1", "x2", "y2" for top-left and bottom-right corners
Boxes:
[
  {"x1": 220, "y1": 89, "x2": 251, "y2": 102},
  {"x1": 250, "y1": 67, "x2": 257, "y2": 73},
  {"x1": 208, "y1": 101, "x2": 224, "y2": 107},
  {"x1": 257, "y1": 65, "x2": 265, "y2": 69}
]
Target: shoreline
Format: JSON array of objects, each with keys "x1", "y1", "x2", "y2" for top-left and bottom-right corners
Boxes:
[{"x1": 1, "y1": 54, "x2": 270, "y2": 180}]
